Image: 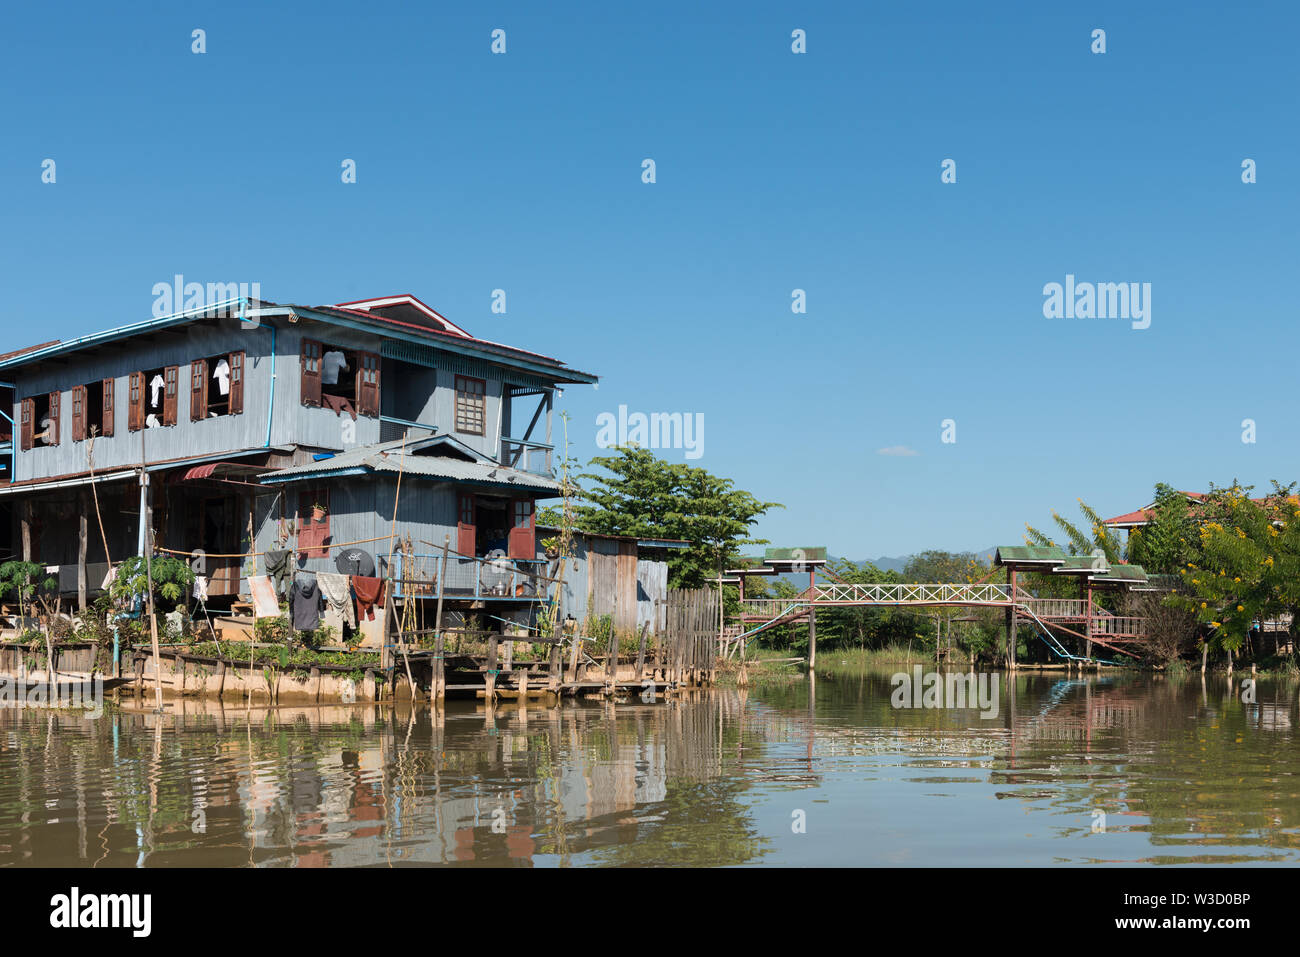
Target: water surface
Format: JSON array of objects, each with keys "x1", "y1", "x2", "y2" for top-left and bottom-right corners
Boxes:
[{"x1": 1, "y1": 668, "x2": 1296, "y2": 866}]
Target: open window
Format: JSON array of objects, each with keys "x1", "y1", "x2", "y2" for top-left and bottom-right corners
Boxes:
[
  {"x1": 190, "y1": 351, "x2": 244, "y2": 420},
  {"x1": 20, "y1": 393, "x2": 58, "y2": 449},
  {"x1": 297, "y1": 488, "x2": 331, "y2": 559},
  {"x1": 508, "y1": 499, "x2": 535, "y2": 559},
  {"x1": 301, "y1": 340, "x2": 379, "y2": 418},
  {"x1": 132, "y1": 365, "x2": 178, "y2": 429},
  {"x1": 71, "y1": 379, "x2": 114, "y2": 441},
  {"x1": 456, "y1": 492, "x2": 476, "y2": 556}
]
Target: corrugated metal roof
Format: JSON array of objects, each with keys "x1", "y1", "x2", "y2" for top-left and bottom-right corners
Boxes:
[
  {"x1": 1053, "y1": 554, "x2": 1110, "y2": 574},
  {"x1": 1091, "y1": 563, "x2": 1148, "y2": 584},
  {"x1": 995, "y1": 545, "x2": 1067, "y2": 565},
  {"x1": 260, "y1": 435, "x2": 559, "y2": 492}
]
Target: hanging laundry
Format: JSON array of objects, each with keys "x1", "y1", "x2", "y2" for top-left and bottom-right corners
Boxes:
[
  {"x1": 150, "y1": 373, "x2": 165, "y2": 408},
  {"x1": 164, "y1": 609, "x2": 185, "y2": 638},
  {"x1": 290, "y1": 574, "x2": 323, "y2": 632},
  {"x1": 212, "y1": 358, "x2": 230, "y2": 396},
  {"x1": 145, "y1": 413, "x2": 161, "y2": 429},
  {"x1": 263, "y1": 548, "x2": 293, "y2": 597},
  {"x1": 321, "y1": 350, "x2": 349, "y2": 385},
  {"x1": 352, "y1": 576, "x2": 385, "y2": 622},
  {"x1": 247, "y1": 574, "x2": 279, "y2": 618},
  {"x1": 317, "y1": 571, "x2": 356, "y2": 630},
  {"x1": 100, "y1": 565, "x2": 118, "y2": 591},
  {"x1": 193, "y1": 574, "x2": 209, "y2": 601}
]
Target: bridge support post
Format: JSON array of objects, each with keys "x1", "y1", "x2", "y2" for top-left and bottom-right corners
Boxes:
[
  {"x1": 808, "y1": 607, "x2": 816, "y2": 671},
  {"x1": 1005, "y1": 569, "x2": 1018, "y2": 670}
]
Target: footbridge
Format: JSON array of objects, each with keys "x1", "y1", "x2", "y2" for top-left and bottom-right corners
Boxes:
[{"x1": 726, "y1": 545, "x2": 1162, "y2": 667}]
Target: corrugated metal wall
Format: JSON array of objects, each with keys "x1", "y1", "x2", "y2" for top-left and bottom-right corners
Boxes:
[{"x1": 12, "y1": 314, "x2": 531, "y2": 481}]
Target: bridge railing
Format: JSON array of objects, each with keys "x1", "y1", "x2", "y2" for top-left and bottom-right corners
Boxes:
[
  {"x1": 1090, "y1": 616, "x2": 1146, "y2": 638},
  {"x1": 1019, "y1": 598, "x2": 1090, "y2": 619},
  {"x1": 811, "y1": 582, "x2": 1013, "y2": 604}
]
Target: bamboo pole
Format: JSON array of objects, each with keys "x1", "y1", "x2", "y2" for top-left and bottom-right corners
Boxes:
[
  {"x1": 139, "y1": 431, "x2": 163, "y2": 713},
  {"x1": 433, "y1": 536, "x2": 450, "y2": 701}
]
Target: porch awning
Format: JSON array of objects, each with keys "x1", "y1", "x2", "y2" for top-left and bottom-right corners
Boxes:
[{"x1": 179, "y1": 463, "x2": 220, "y2": 481}]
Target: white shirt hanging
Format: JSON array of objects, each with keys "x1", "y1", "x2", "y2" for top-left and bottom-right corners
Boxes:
[
  {"x1": 150, "y1": 374, "x2": 165, "y2": 408},
  {"x1": 321, "y1": 351, "x2": 349, "y2": 385},
  {"x1": 212, "y1": 359, "x2": 230, "y2": 396}
]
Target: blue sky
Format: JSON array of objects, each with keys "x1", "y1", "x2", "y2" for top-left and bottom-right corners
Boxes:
[{"x1": 2, "y1": 1, "x2": 1296, "y2": 557}]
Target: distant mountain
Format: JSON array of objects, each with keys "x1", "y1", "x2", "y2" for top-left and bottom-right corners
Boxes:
[{"x1": 850, "y1": 547, "x2": 998, "y2": 575}]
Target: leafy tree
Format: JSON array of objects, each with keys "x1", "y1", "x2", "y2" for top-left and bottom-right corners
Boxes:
[
  {"x1": 110, "y1": 556, "x2": 196, "y2": 609},
  {"x1": 0, "y1": 561, "x2": 57, "y2": 621},
  {"x1": 903, "y1": 549, "x2": 990, "y2": 583},
  {"x1": 1174, "y1": 481, "x2": 1300, "y2": 658},
  {"x1": 1125, "y1": 484, "x2": 1198, "y2": 574},
  {"x1": 1025, "y1": 498, "x2": 1123, "y2": 563},
  {"x1": 573, "y1": 447, "x2": 781, "y2": 588}
]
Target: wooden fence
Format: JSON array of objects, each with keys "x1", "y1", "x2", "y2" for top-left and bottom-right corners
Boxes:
[{"x1": 660, "y1": 588, "x2": 719, "y2": 685}]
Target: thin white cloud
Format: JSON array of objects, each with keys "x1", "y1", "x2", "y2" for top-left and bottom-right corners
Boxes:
[{"x1": 877, "y1": 446, "x2": 920, "y2": 457}]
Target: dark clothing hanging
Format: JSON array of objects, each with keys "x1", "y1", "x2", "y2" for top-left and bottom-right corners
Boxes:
[
  {"x1": 352, "y1": 576, "x2": 385, "y2": 622},
  {"x1": 290, "y1": 575, "x2": 323, "y2": 632},
  {"x1": 264, "y1": 549, "x2": 293, "y2": 596}
]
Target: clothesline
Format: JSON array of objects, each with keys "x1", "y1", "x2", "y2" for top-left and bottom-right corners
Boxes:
[{"x1": 156, "y1": 533, "x2": 398, "y2": 560}]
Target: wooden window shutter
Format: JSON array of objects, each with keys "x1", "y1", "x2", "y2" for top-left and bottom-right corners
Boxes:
[
  {"x1": 71, "y1": 385, "x2": 86, "y2": 442},
  {"x1": 456, "y1": 493, "x2": 476, "y2": 557},
  {"x1": 357, "y1": 352, "x2": 380, "y2": 417},
  {"x1": 229, "y1": 351, "x2": 245, "y2": 414},
  {"x1": 101, "y1": 378, "x2": 115, "y2": 437},
  {"x1": 47, "y1": 391, "x2": 60, "y2": 445},
  {"x1": 128, "y1": 372, "x2": 144, "y2": 431},
  {"x1": 508, "y1": 499, "x2": 535, "y2": 560},
  {"x1": 190, "y1": 359, "x2": 207, "y2": 421},
  {"x1": 19, "y1": 398, "x2": 32, "y2": 451},
  {"x1": 164, "y1": 365, "x2": 180, "y2": 426},
  {"x1": 301, "y1": 339, "x2": 322, "y2": 407}
]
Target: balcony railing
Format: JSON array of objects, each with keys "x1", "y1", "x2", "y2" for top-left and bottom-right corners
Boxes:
[
  {"x1": 380, "y1": 416, "x2": 437, "y2": 443},
  {"x1": 500, "y1": 437, "x2": 553, "y2": 476},
  {"x1": 393, "y1": 552, "x2": 549, "y2": 601}
]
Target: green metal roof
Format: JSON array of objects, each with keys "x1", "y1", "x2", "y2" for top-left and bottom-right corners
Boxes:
[
  {"x1": 1090, "y1": 563, "x2": 1149, "y2": 584},
  {"x1": 765, "y1": 547, "x2": 827, "y2": 562},
  {"x1": 1053, "y1": 554, "x2": 1110, "y2": 574},
  {"x1": 994, "y1": 545, "x2": 1067, "y2": 566}
]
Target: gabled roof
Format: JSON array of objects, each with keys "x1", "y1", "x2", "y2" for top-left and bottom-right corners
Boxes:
[
  {"x1": 1103, "y1": 490, "x2": 1268, "y2": 529},
  {"x1": 259, "y1": 434, "x2": 559, "y2": 493},
  {"x1": 331, "y1": 295, "x2": 473, "y2": 339},
  {"x1": 0, "y1": 294, "x2": 599, "y2": 386}
]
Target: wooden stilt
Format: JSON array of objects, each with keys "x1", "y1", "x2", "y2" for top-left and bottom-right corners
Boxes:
[{"x1": 485, "y1": 635, "x2": 499, "y2": 702}]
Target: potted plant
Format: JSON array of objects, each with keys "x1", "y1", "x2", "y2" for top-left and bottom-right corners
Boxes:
[{"x1": 310, "y1": 502, "x2": 328, "y2": 523}]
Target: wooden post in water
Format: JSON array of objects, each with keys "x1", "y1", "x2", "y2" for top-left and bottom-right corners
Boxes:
[
  {"x1": 634, "y1": 621, "x2": 648, "y2": 681},
  {"x1": 485, "y1": 635, "x2": 499, "y2": 702},
  {"x1": 606, "y1": 620, "x2": 618, "y2": 694},
  {"x1": 77, "y1": 489, "x2": 88, "y2": 612},
  {"x1": 547, "y1": 639, "x2": 561, "y2": 693},
  {"x1": 433, "y1": 536, "x2": 450, "y2": 701}
]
